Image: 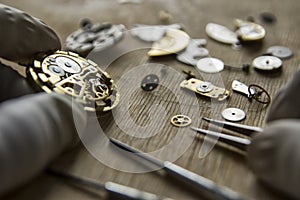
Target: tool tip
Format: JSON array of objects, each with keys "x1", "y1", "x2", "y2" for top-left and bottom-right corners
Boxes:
[{"x1": 202, "y1": 117, "x2": 212, "y2": 122}]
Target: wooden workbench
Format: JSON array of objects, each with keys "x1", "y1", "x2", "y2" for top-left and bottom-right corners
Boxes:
[{"x1": 1, "y1": 0, "x2": 300, "y2": 199}]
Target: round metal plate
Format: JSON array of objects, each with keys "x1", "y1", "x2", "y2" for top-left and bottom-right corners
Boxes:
[
  {"x1": 196, "y1": 57, "x2": 224, "y2": 73},
  {"x1": 148, "y1": 29, "x2": 190, "y2": 56},
  {"x1": 252, "y1": 55, "x2": 282, "y2": 71},
  {"x1": 266, "y1": 46, "x2": 293, "y2": 59},
  {"x1": 55, "y1": 56, "x2": 82, "y2": 74},
  {"x1": 170, "y1": 114, "x2": 192, "y2": 127},
  {"x1": 196, "y1": 82, "x2": 214, "y2": 93},
  {"x1": 221, "y1": 108, "x2": 246, "y2": 122},
  {"x1": 206, "y1": 23, "x2": 239, "y2": 44},
  {"x1": 141, "y1": 74, "x2": 159, "y2": 91},
  {"x1": 235, "y1": 19, "x2": 266, "y2": 41},
  {"x1": 48, "y1": 65, "x2": 65, "y2": 76}
]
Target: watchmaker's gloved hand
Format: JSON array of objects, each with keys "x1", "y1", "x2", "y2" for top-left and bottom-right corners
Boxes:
[
  {"x1": 0, "y1": 4, "x2": 87, "y2": 197},
  {"x1": 0, "y1": 3, "x2": 61, "y2": 66},
  {"x1": 248, "y1": 70, "x2": 300, "y2": 199},
  {"x1": 266, "y1": 70, "x2": 300, "y2": 122}
]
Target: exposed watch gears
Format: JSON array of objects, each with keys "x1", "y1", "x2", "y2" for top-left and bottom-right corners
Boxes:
[{"x1": 27, "y1": 51, "x2": 119, "y2": 112}]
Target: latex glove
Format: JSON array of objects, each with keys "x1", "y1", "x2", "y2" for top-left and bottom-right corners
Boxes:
[
  {"x1": 248, "y1": 70, "x2": 300, "y2": 199},
  {"x1": 0, "y1": 4, "x2": 87, "y2": 197}
]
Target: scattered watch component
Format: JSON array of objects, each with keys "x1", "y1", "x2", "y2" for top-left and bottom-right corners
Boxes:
[
  {"x1": 196, "y1": 82, "x2": 214, "y2": 93},
  {"x1": 246, "y1": 16, "x2": 256, "y2": 23},
  {"x1": 205, "y1": 23, "x2": 239, "y2": 45},
  {"x1": 232, "y1": 80, "x2": 255, "y2": 98},
  {"x1": 176, "y1": 39, "x2": 209, "y2": 66},
  {"x1": 248, "y1": 84, "x2": 271, "y2": 105},
  {"x1": 232, "y1": 80, "x2": 271, "y2": 105},
  {"x1": 141, "y1": 74, "x2": 159, "y2": 91},
  {"x1": 221, "y1": 108, "x2": 246, "y2": 122},
  {"x1": 180, "y1": 78, "x2": 230, "y2": 101},
  {"x1": 28, "y1": 51, "x2": 119, "y2": 112},
  {"x1": 158, "y1": 10, "x2": 173, "y2": 24},
  {"x1": 266, "y1": 46, "x2": 293, "y2": 59},
  {"x1": 170, "y1": 114, "x2": 192, "y2": 127},
  {"x1": 196, "y1": 57, "x2": 224, "y2": 73},
  {"x1": 65, "y1": 20, "x2": 125, "y2": 57},
  {"x1": 234, "y1": 19, "x2": 266, "y2": 41},
  {"x1": 252, "y1": 55, "x2": 282, "y2": 71},
  {"x1": 182, "y1": 70, "x2": 196, "y2": 80},
  {"x1": 148, "y1": 29, "x2": 190, "y2": 56},
  {"x1": 260, "y1": 12, "x2": 277, "y2": 24},
  {"x1": 224, "y1": 63, "x2": 250, "y2": 73},
  {"x1": 131, "y1": 24, "x2": 183, "y2": 42}
]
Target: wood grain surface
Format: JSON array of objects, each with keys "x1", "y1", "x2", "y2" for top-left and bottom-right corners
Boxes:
[{"x1": 1, "y1": 0, "x2": 300, "y2": 199}]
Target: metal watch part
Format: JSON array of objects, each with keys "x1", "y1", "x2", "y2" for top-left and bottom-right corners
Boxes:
[
  {"x1": 252, "y1": 55, "x2": 282, "y2": 71},
  {"x1": 131, "y1": 24, "x2": 183, "y2": 42},
  {"x1": 221, "y1": 108, "x2": 246, "y2": 122},
  {"x1": 232, "y1": 80, "x2": 271, "y2": 105},
  {"x1": 65, "y1": 21, "x2": 125, "y2": 56},
  {"x1": 180, "y1": 78, "x2": 230, "y2": 101},
  {"x1": 248, "y1": 84, "x2": 271, "y2": 105},
  {"x1": 196, "y1": 57, "x2": 224, "y2": 73},
  {"x1": 266, "y1": 46, "x2": 293, "y2": 59},
  {"x1": 148, "y1": 29, "x2": 190, "y2": 56},
  {"x1": 205, "y1": 23, "x2": 239, "y2": 44},
  {"x1": 231, "y1": 80, "x2": 255, "y2": 97},
  {"x1": 196, "y1": 82, "x2": 214, "y2": 93},
  {"x1": 28, "y1": 51, "x2": 119, "y2": 112},
  {"x1": 234, "y1": 19, "x2": 266, "y2": 41},
  {"x1": 170, "y1": 114, "x2": 192, "y2": 127},
  {"x1": 141, "y1": 74, "x2": 159, "y2": 91},
  {"x1": 176, "y1": 39, "x2": 209, "y2": 66}
]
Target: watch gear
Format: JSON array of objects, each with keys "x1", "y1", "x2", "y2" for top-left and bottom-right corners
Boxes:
[{"x1": 27, "y1": 50, "x2": 119, "y2": 112}]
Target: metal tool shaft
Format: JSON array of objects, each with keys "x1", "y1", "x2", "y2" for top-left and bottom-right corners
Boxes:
[
  {"x1": 47, "y1": 168, "x2": 172, "y2": 200},
  {"x1": 202, "y1": 117, "x2": 263, "y2": 136},
  {"x1": 190, "y1": 127, "x2": 251, "y2": 151},
  {"x1": 109, "y1": 138, "x2": 247, "y2": 200}
]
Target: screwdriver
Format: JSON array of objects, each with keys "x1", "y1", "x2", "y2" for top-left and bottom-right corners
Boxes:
[
  {"x1": 47, "y1": 168, "x2": 174, "y2": 200},
  {"x1": 109, "y1": 138, "x2": 247, "y2": 200}
]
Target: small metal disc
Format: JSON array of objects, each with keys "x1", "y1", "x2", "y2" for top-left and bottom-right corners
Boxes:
[
  {"x1": 266, "y1": 46, "x2": 293, "y2": 59},
  {"x1": 196, "y1": 57, "x2": 224, "y2": 73},
  {"x1": 148, "y1": 29, "x2": 190, "y2": 56},
  {"x1": 141, "y1": 74, "x2": 159, "y2": 91},
  {"x1": 48, "y1": 65, "x2": 65, "y2": 76},
  {"x1": 55, "y1": 56, "x2": 82, "y2": 74},
  {"x1": 170, "y1": 114, "x2": 192, "y2": 127},
  {"x1": 235, "y1": 19, "x2": 266, "y2": 41},
  {"x1": 206, "y1": 23, "x2": 239, "y2": 44},
  {"x1": 252, "y1": 56, "x2": 282, "y2": 71},
  {"x1": 196, "y1": 82, "x2": 214, "y2": 93},
  {"x1": 221, "y1": 108, "x2": 246, "y2": 122}
]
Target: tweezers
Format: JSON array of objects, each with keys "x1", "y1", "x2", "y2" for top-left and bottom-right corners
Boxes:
[{"x1": 190, "y1": 117, "x2": 264, "y2": 151}]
